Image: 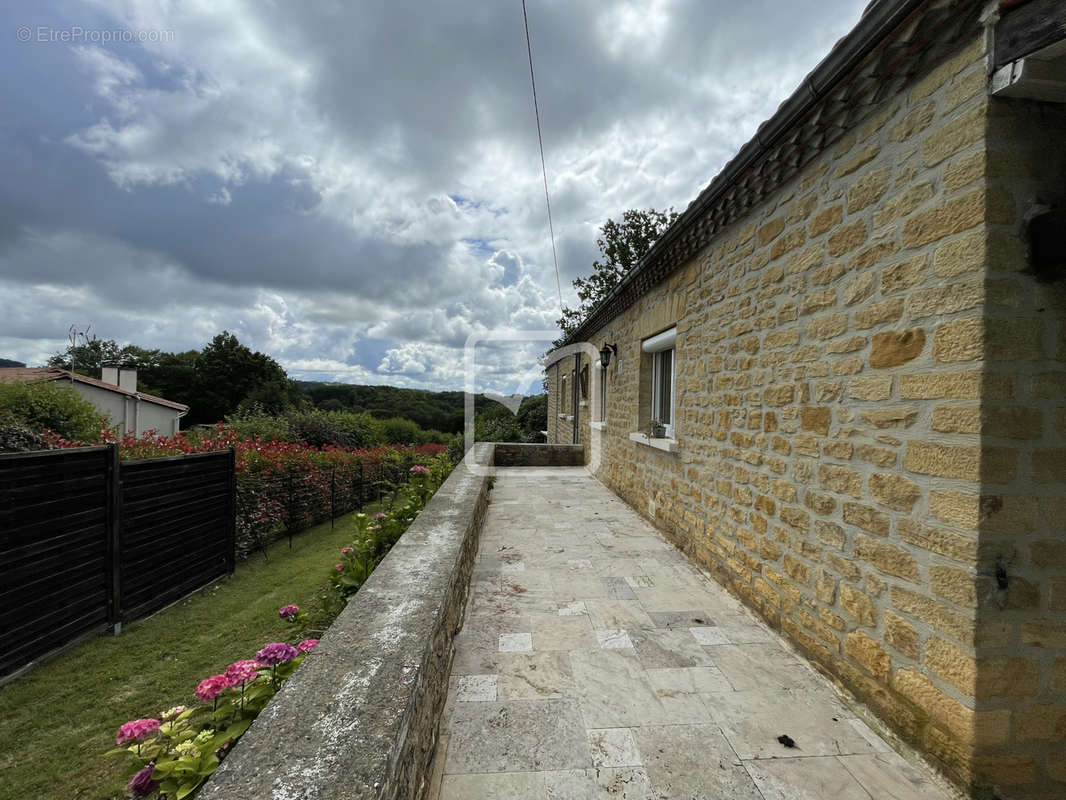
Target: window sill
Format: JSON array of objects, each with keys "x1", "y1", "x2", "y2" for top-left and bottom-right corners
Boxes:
[
  {"x1": 628, "y1": 432, "x2": 679, "y2": 453},
  {"x1": 590, "y1": 421, "x2": 606, "y2": 431},
  {"x1": 579, "y1": 400, "x2": 588, "y2": 408},
  {"x1": 557, "y1": 413, "x2": 574, "y2": 421}
]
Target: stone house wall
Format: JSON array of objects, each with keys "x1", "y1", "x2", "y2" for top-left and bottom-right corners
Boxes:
[{"x1": 546, "y1": 20, "x2": 1066, "y2": 799}]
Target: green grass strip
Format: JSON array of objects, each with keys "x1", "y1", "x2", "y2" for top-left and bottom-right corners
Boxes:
[{"x1": 0, "y1": 517, "x2": 360, "y2": 800}]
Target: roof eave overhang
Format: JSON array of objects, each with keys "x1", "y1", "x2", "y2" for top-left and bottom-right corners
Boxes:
[{"x1": 552, "y1": 0, "x2": 985, "y2": 352}]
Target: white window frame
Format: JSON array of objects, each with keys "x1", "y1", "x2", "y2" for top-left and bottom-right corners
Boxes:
[
  {"x1": 642, "y1": 327, "x2": 677, "y2": 439},
  {"x1": 591, "y1": 361, "x2": 607, "y2": 429}
]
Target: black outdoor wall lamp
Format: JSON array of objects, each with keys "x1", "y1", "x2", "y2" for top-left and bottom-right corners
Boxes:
[{"x1": 599, "y1": 343, "x2": 618, "y2": 369}]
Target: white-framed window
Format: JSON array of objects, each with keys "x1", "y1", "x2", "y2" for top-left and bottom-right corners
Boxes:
[
  {"x1": 592, "y1": 361, "x2": 607, "y2": 427},
  {"x1": 560, "y1": 373, "x2": 568, "y2": 414},
  {"x1": 642, "y1": 327, "x2": 676, "y2": 439}
]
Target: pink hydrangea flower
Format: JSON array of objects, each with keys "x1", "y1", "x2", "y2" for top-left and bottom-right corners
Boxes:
[
  {"x1": 194, "y1": 674, "x2": 229, "y2": 702},
  {"x1": 224, "y1": 659, "x2": 261, "y2": 687},
  {"x1": 297, "y1": 638, "x2": 319, "y2": 653},
  {"x1": 256, "y1": 642, "x2": 299, "y2": 666},
  {"x1": 278, "y1": 604, "x2": 299, "y2": 620},
  {"x1": 335, "y1": 562, "x2": 344, "y2": 571},
  {"x1": 409, "y1": 464, "x2": 429, "y2": 474},
  {"x1": 341, "y1": 547, "x2": 354, "y2": 555},
  {"x1": 116, "y1": 718, "x2": 161, "y2": 745}
]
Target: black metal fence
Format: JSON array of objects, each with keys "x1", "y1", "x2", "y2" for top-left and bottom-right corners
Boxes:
[
  {"x1": 233, "y1": 453, "x2": 420, "y2": 558},
  {"x1": 0, "y1": 446, "x2": 235, "y2": 679}
]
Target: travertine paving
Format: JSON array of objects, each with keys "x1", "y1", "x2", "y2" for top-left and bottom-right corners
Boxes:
[{"x1": 428, "y1": 468, "x2": 952, "y2": 800}]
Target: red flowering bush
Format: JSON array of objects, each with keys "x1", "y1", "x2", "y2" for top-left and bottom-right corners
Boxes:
[{"x1": 43, "y1": 422, "x2": 445, "y2": 558}]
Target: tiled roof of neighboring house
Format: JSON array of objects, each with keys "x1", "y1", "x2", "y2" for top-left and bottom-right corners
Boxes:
[
  {"x1": 0, "y1": 367, "x2": 190, "y2": 412},
  {"x1": 560, "y1": 0, "x2": 985, "y2": 347}
]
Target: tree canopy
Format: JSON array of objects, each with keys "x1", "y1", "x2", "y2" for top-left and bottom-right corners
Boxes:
[{"x1": 556, "y1": 208, "x2": 678, "y2": 343}]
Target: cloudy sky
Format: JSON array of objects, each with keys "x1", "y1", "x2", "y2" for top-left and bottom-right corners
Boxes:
[{"x1": 0, "y1": 0, "x2": 866, "y2": 394}]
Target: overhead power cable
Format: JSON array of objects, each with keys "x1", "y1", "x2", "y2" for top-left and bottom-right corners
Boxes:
[{"x1": 521, "y1": 0, "x2": 564, "y2": 315}]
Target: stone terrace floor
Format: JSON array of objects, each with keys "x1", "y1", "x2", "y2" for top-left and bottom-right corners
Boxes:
[{"x1": 427, "y1": 468, "x2": 955, "y2": 800}]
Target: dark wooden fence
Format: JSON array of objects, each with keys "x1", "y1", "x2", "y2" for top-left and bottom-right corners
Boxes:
[
  {"x1": 0, "y1": 446, "x2": 235, "y2": 679},
  {"x1": 119, "y1": 451, "x2": 235, "y2": 623}
]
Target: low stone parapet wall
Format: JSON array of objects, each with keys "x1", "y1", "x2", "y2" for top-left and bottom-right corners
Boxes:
[
  {"x1": 492, "y1": 442, "x2": 585, "y2": 467},
  {"x1": 199, "y1": 444, "x2": 494, "y2": 800}
]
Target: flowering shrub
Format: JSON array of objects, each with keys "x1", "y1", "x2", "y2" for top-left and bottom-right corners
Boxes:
[
  {"x1": 108, "y1": 639, "x2": 318, "y2": 798},
  {"x1": 327, "y1": 453, "x2": 451, "y2": 607},
  {"x1": 43, "y1": 422, "x2": 447, "y2": 558},
  {"x1": 105, "y1": 450, "x2": 453, "y2": 798}
]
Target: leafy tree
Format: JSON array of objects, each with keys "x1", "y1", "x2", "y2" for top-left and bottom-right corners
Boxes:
[
  {"x1": 516, "y1": 394, "x2": 547, "y2": 440},
  {"x1": 556, "y1": 208, "x2": 678, "y2": 343},
  {"x1": 474, "y1": 403, "x2": 523, "y2": 443},
  {"x1": 138, "y1": 350, "x2": 198, "y2": 403},
  {"x1": 189, "y1": 332, "x2": 297, "y2": 426},
  {"x1": 0, "y1": 380, "x2": 103, "y2": 441},
  {"x1": 379, "y1": 417, "x2": 424, "y2": 445},
  {"x1": 48, "y1": 339, "x2": 161, "y2": 376},
  {"x1": 287, "y1": 409, "x2": 381, "y2": 449}
]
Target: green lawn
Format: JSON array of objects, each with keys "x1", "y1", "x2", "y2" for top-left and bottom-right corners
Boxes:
[{"x1": 0, "y1": 517, "x2": 359, "y2": 800}]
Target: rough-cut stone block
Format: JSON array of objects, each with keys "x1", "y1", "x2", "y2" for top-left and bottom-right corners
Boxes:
[
  {"x1": 934, "y1": 230, "x2": 984, "y2": 277},
  {"x1": 843, "y1": 502, "x2": 890, "y2": 536},
  {"x1": 763, "y1": 384, "x2": 795, "y2": 407},
  {"x1": 835, "y1": 143, "x2": 881, "y2": 178},
  {"x1": 889, "y1": 102, "x2": 935, "y2": 142},
  {"x1": 874, "y1": 185, "x2": 935, "y2": 230},
  {"x1": 840, "y1": 583, "x2": 878, "y2": 627},
  {"x1": 849, "y1": 376, "x2": 893, "y2": 401},
  {"x1": 827, "y1": 220, "x2": 868, "y2": 257},
  {"x1": 891, "y1": 587, "x2": 973, "y2": 644},
  {"x1": 870, "y1": 328, "x2": 925, "y2": 368},
  {"x1": 802, "y1": 289, "x2": 837, "y2": 315},
  {"x1": 847, "y1": 167, "x2": 892, "y2": 212},
  {"x1": 846, "y1": 631, "x2": 891, "y2": 681},
  {"x1": 900, "y1": 370, "x2": 1013, "y2": 400},
  {"x1": 931, "y1": 565, "x2": 977, "y2": 607},
  {"x1": 892, "y1": 669, "x2": 972, "y2": 741},
  {"x1": 1023, "y1": 620, "x2": 1066, "y2": 649},
  {"x1": 757, "y1": 217, "x2": 785, "y2": 246},
  {"x1": 933, "y1": 318, "x2": 981, "y2": 362},
  {"x1": 923, "y1": 105, "x2": 985, "y2": 167},
  {"x1": 869, "y1": 472, "x2": 920, "y2": 512},
  {"x1": 819, "y1": 463, "x2": 863, "y2": 498},
  {"x1": 884, "y1": 612, "x2": 920, "y2": 659},
  {"x1": 843, "y1": 273, "x2": 876, "y2": 306},
  {"x1": 904, "y1": 441, "x2": 979, "y2": 481},
  {"x1": 925, "y1": 637, "x2": 976, "y2": 694},
  {"x1": 898, "y1": 520, "x2": 976, "y2": 563},
  {"x1": 855, "y1": 534, "x2": 920, "y2": 581},
  {"x1": 801, "y1": 406, "x2": 831, "y2": 435},
  {"x1": 807, "y1": 313, "x2": 849, "y2": 340},
  {"x1": 861, "y1": 408, "x2": 918, "y2": 429},
  {"x1": 855, "y1": 299, "x2": 905, "y2": 330},
  {"x1": 810, "y1": 205, "x2": 843, "y2": 237},
  {"x1": 901, "y1": 189, "x2": 983, "y2": 249}
]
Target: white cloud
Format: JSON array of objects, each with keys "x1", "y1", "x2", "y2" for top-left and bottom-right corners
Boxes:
[{"x1": 1, "y1": 0, "x2": 868, "y2": 392}]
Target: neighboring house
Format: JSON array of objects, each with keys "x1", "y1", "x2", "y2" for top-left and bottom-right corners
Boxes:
[
  {"x1": 546, "y1": 1, "x2": 1065, "y2": 798},
  {"x1": 0, "y1": 366, "x2": 188, "y2": 436}
]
